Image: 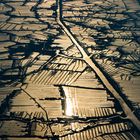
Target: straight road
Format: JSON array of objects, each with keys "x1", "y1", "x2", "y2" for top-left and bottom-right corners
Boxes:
[{"x1": 56, "y1": 0, "x2": 140, "y2": 132}]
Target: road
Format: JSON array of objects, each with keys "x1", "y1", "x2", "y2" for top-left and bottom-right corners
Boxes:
[{"x1": 56, "y1": 0, "x2": 140, "y2": 132}]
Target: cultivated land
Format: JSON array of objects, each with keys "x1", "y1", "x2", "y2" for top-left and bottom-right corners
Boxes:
[{"x1": 0, "y1": 0, "x2": 140, "y2": 139}]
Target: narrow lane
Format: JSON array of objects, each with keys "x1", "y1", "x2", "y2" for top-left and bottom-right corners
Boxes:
[{"x1": 56, "y1": 0, "x2": 140, "y2": 131}]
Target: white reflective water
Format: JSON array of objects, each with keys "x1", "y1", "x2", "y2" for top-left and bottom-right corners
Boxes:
[{"x1": 63, "y1": 86, "x2": 73, "y2": 116}]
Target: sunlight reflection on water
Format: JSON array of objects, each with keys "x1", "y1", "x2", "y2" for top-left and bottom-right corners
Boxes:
[{"x1": 64, "y1": 87, "x2": 73, "y2": 116}]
